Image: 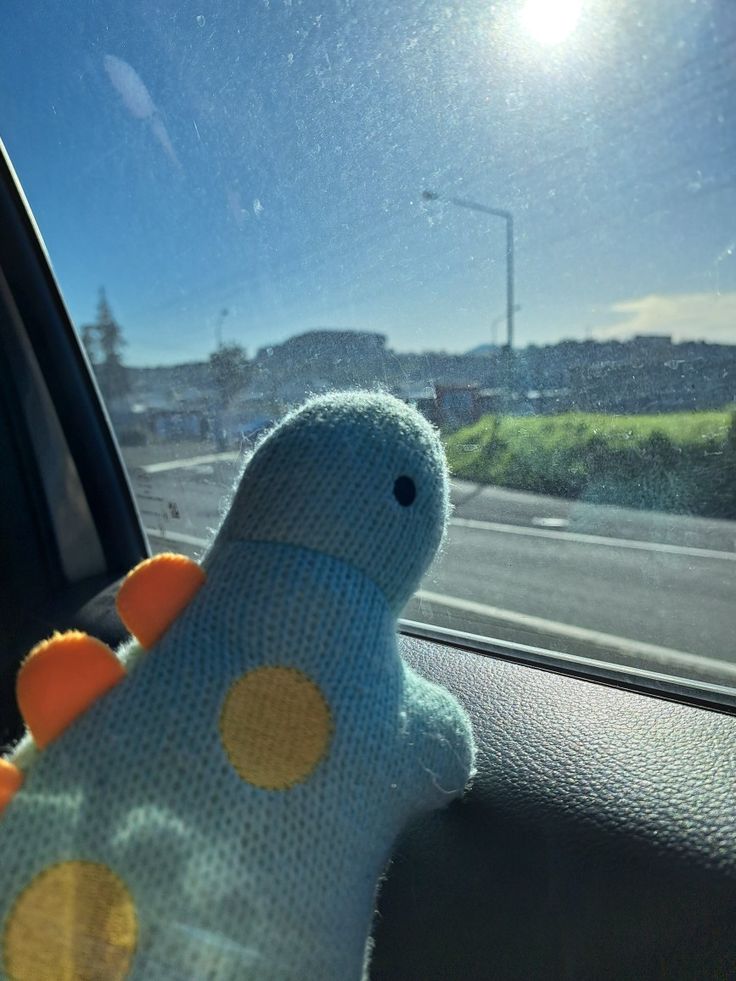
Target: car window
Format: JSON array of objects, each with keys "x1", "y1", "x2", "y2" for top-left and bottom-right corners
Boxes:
[{"x1": 1, "y1": 0, "x2": 734, "y2": 698}]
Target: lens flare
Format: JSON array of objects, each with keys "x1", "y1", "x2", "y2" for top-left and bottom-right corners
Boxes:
[{"x1": 520, "y1": 0, "x2": 582, "y2": 46}]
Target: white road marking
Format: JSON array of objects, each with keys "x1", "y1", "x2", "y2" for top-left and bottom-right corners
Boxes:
[
  {"x1": 137, "y1": 453, "x2": 735, "y2": 560},
  {"x1": 414, "y1": 589, "x2": 736, "y2": 677},
  {"x1": 144, "y1": 527, "x2": 211, "y2": 548},
  {"x1": 143, "y1": 522, "x2": 731, "y2": 676},
  {"x1": 449, "y1": 516, "x2": 736, "y2": 561},
  {"x1": 139, "y1": 451, "x2": 239, "y2": 474},
  {"x1": 532, "y1": 516, "x2": 570, "y2": 529}
]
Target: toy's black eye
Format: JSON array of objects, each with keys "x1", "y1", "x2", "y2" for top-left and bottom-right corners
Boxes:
[{"x1": 393, "y1": 475, "x2": 416, "y2": 507}]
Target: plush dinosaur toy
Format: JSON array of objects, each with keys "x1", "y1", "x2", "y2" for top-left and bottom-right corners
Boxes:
[{"x1": 0, "y1": 391, "x2": 475, "y2": 981}]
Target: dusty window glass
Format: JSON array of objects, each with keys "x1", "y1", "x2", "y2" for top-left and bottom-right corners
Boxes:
[{"x1": 1, "y1": 0, "x2": 734, "y2": 694}]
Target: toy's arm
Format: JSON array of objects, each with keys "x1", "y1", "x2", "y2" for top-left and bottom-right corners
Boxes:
[{"x1": 401, "y1": 662, "x2": 476, "y2": 810}]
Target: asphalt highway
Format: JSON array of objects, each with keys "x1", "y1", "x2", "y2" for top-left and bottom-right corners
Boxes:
[{"x1": 122, "y1": 444, "x2": 736, "y2": 685}]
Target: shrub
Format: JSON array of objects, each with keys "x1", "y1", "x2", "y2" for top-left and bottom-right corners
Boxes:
[{"x1": 444, "y1": 409, "x2": 736, "y2": 519}]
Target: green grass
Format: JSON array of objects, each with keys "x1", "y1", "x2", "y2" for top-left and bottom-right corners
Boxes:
[{"x1": 444, "y1": 410, "x2": 736, "y2": 518}]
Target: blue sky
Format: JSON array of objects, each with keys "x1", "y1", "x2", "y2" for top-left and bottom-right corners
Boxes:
[{"x1": 1, "y1": 0, "x2": 734, "y2": 365}]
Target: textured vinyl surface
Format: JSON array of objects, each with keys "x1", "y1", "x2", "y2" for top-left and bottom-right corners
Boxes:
[{"x1": 371, "y1": 635, "x2": 736, "y2": 980}]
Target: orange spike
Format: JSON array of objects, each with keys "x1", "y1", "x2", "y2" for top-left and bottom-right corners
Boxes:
[
  {"x1": 17, "y1": 631, "x2": 125, "y2": 749},
  {"x1": 116, "y1": 552, "x2": 206, "y2": 649},
  {"x1": 0, "y1": 759, "x2": 23, "y2": 815}
]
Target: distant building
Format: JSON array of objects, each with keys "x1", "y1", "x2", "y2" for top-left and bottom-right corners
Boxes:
[
  {"x1": 415, "y1": 384, "x2": 485, "y2": 429},
  {"x1": 476, "y1": 388, "x2": 506, "y2": 417},
  {"x1": 250, "y1": 329, "x2": 394, "y2": 403},
  {"x1": 632, "y1": 334, "x2": 672, "y2": 347}
]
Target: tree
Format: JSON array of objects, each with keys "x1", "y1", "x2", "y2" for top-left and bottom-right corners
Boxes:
[
  {"x1": 209, "y1": 343, "x2": 250, "y2": 405},
  {"x1": 81, "y1": 289, "x2": 130, "y2": 403}
]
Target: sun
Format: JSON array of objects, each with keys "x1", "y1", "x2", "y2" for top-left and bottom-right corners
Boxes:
[{"x1": 520, "y1": 0, "x2": 582, "y2": 46}]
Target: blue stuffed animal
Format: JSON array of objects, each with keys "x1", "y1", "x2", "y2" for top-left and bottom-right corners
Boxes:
[{"x1": 0, "y1": 391, "x2": 475, "y2": 980}]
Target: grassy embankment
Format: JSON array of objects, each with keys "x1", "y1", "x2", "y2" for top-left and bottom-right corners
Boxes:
[{"x1": 444, "y1": 410, "x2": 736, "y2": 519}]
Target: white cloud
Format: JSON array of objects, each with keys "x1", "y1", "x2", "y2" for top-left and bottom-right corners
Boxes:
[{"x1": 592, "y1": 292, "x2": 736, "y2": 345}]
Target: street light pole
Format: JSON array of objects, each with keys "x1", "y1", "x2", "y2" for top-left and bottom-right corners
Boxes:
[
  {"x1": 491, "y1": 305, "x2": 521, "y2": 348},
  {"x1": 214, "y1": 307, "x2": 229, "y2": 350},
  {"x1": 448, "y1": 197, "x2": 514, "y2": 351},
  {"x1": 422, "y1": 191, "x2": 516, "y2": 350}
]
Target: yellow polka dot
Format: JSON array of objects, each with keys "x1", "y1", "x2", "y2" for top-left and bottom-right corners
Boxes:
[
  {"x1": 3, "y1": 860, "x2": 137, "y2": 981},
  {"x1": 220, "y1": 666, "x2": 333, "y2": 790}
]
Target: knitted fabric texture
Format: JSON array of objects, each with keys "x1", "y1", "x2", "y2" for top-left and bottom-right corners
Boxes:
[{"x1": 0, "y1": 391, "x2": 476, "y2": 981}]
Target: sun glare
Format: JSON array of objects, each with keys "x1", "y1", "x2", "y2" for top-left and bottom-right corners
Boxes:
[{"x1": 520, "y1": 0, "x2": 582, "y2": 46}]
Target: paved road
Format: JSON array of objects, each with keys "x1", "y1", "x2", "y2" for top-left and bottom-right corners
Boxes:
[{"x1": 121, "y1": 444, "x2": 736, "y2": 684}]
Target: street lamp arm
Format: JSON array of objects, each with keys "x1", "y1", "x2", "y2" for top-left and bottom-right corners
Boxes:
[
  {"x1": 449, "y1": 197, "x2": 513, "y2": 223},
  {"x1": 421, "y1": 188, "x2": 516, "y2": 352}
]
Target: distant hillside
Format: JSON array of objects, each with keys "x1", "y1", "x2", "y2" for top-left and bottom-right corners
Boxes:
[
  {"x1": 124, "y1": 330, "x2": 736, "y2": 416},
  {"x1": 465, "y1": 343, "x2": 500, "y2": 356}
]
